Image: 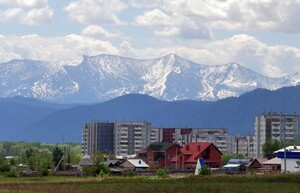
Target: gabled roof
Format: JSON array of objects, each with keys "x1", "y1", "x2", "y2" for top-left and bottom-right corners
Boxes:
[
  {"x1": 127, "y1": 159, "x2": 149, "y2": 168},
  {"x1": 247, "y1": 158, "x2": 268, "y2": 167},
  {"x1": 104, "y1": 160, "x2": 121, "y2": 167},
  {"x1": 262, "y1": 157, "x2": 281, "y2": 165},
  {"x1": 79, "y1": 155, "x2": 94, "y2": 166},
  {"x1": 148, "y1": 142, "x2": 180, "y2": 152},
  {"x1": 172, "y1": 142, "x2": 222, "y2": 163},
  {"x1": 274, "y1": 146, "x2": 300, "y2": 153}
]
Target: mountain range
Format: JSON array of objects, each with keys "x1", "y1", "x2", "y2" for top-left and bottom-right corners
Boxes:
[
  {"x1": 1, "y1": 85, "x2": 300, "y2": 143},
  {"x1": 1, "y1": 54, "x2": 300, "y2": 103}
]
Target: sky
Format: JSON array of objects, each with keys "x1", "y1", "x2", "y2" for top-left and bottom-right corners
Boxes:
[{"x1": 1, "y1": 0, "x2": 300, "y2": 78}]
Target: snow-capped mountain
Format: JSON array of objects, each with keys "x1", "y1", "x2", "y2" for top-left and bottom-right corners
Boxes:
[{"x1": 0, "y1": 54, "x2": 298, "y2": 103}]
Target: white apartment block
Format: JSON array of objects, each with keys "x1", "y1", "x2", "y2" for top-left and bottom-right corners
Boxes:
[
  {"x1": 114, "y1": 122, "x2": 151, "y2": 157},
  {"x1": 182, "y1": 128, "x2": 228, "y2": 152},
  {"x1": 227, "y1": 135, "x2": 254, "y2": 157},
  {"x1": 254, "y1": 113, "x2": 299, "y2": 158}
]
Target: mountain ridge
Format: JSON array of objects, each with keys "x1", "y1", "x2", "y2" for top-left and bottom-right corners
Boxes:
[
  {"x1": 0, "y1": 53, "x2": 299, "y2": 103},
  {"x1": 4, "y1": 85, "x2": 298, "y2": 143}
]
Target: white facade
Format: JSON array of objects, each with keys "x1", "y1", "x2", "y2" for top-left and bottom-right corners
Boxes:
[
  {"x1": 114, "y1": 122, "x2": 151, "y2": 157},
  {"x1": 226, "y1": 135, "x2": 254, "y2": 157},
  {"x1": 254, "y1": 113, "x2": 299, "y2": 158},
  {"x1": 281, "y1": 159, "x2": 300, "y2": 173},
  {"x1": 181, "y1": 128, "x2": 228, "y2": 153},
  {"x1": 276, "y1": 146, "x2": 300, "y2": 173}
]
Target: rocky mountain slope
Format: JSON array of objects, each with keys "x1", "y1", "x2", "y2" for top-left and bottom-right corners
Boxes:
[{"x1": 0, "y1": 54, "x2": 299, "y2": 103}]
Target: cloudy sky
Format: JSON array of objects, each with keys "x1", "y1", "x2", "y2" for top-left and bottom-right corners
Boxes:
[{"x1": 1, "y1": 0, "x2": 300, "y2": 78}]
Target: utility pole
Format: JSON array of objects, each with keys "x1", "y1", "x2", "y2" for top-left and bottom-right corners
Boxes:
[{"x1": 283, "y1": 114, "x2": 287, "y2": 174}]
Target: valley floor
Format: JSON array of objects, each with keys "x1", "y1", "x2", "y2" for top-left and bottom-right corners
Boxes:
[{"x1": 0, "y1": 174, "x2": 300, "y2": 193}]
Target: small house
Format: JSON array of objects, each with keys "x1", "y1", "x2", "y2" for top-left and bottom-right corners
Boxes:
[
  {"x1": 120, "y1": 159, "x2": 149, "y2": 171},
  {"x1": 141, "y1": 142, "x2": 181, "y2": 168},
  {"x1": 248, "y1": 158, "x2": 268, "y2": 170},
  {"x1": 262, "y1": 157, "x2": 281, "y2": 174},
  {"x1": 79, "y1": 155, "x2": 94, "y2": 166}
]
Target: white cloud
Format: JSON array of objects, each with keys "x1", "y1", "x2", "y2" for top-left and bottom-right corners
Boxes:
[
  {"x1": 81, "y1": 25, "x2": 120, "y2": 38},
  {"x1": 118, "y1": 34, "x2": 300, "y2": 78},
  {"x1": 0, "y1": 0, "x2": 48, "y2": 8},
  {"x1": 134, "y1": 9, "x2": 212, "y2": 39},
  {"x1": 132, "y1": 0, "x2": 300, "y2": 36},
  {"x1": 0, "y1": 0, "x2": 53, "y2": 25},
  {"x1": 65, "y1": 0, "x2": 127, "y2": 25},
  {"x1": 119, "y1": 41, "x2": 136, "y2": 57},
  {"x1": 0, "y1": 34, "x2": 118, "y2": 64},
  {"x1": 1, "y1": 33, "x2": 300, "y2": 78},
  {"x1": 129, "y1": 0, "x2": 162, "y2": 8},
  {"x1": 135, "y1": 9, "x2": 173, "y2": 28}
]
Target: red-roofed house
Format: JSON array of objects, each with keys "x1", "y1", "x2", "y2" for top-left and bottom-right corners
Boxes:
[
  {"x1": 171, "y1": 142, "x2": 222, "y2": 169},
  {"x1": 138, "y1": 142, "x2": 182, "y2": 168}
]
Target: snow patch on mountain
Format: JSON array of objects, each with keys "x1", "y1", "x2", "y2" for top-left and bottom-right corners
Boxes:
[{"x1": 0, "y1": 54, "x2": 299, "y2": 103}]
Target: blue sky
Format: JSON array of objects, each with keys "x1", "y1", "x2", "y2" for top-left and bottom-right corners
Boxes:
[{"x1": 1, "y1": 0, "x2": 300, "y2": 78}]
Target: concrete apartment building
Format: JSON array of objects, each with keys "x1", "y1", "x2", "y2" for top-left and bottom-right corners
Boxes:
[
  {"x1": 181, "y1": 128, "x2": 228, "y2": 153},
  {"x1": 151, "y1": 128, "x2": 228, "y2": 153},
  {"x1": 227, "y1": 135, "x2": 254, "y2": 157},
  {"x1": 82, "y1": 122, "x2": 114, "y2": 155},
  {"x1": 114, "y1": 122, "x2": 151, "y2": 156},
  {"x1": 82, "y1": 121, "x2": 151, "y2": 156},
  {"x1": 254, "y1": 113, "x2": 299, "y2": 158}
]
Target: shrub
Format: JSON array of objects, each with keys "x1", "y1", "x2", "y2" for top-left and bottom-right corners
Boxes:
[
  {"x1": 122, "y1": 170, "x2": 135, "y2": 177},
  {"x1": 82, "y1": 166, "x2": 96, "y2": 176},
  {"x1": 95, "y1": 163, "x2": 110, "y2": 176},
  {"x1": 156, "y1": 168, "x2": 167, "y2": 178},
  {"x1": 41, "y1": 168, "x2": 49, "y2": 176},
  {"x1": 199, "y1": 167, "x2": 211, "y2": 175},
  {"x1": 6, "y1": 169, "x2": 17, "y2": 178}
]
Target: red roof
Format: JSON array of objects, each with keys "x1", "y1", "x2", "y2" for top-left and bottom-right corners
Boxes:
[{"x1": 171, "y1": 142, "x2": 221, "y2": 163}]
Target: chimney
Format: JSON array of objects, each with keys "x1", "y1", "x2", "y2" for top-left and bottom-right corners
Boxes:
[{"x1": 197, "y1": 145, "x2": 201, "y2": 151}]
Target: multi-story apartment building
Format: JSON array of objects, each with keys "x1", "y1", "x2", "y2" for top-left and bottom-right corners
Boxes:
[
  {"x1": 151, "y1": 128, "x2": 192, "y2": 144},
  {"x1": 82, "y1": 121, "x2": 151, "y2": 157},
  {"x1": 254, "y1": 113, "x2": 299, "y2": 158},
  {"x1": 181, "y1": 128, "x2": 228, "y2": 153},
  {"x1": 82, "y1": 122, "x2": 114, "y2": 155},
  {"x1": 151, "y1": 128, "x2": 228, "y2": 153},
  {"x1": 114, "y1": 122, "x2": 151, "y2": 156},
  {"x1": 226, "y1": 135, "x2": 254, "y2": 157}
]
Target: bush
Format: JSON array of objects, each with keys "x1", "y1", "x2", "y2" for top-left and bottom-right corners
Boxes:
[
  {"x1": 95, "y1": 163, "x2": 110, "y2": 176},
  {"x1": 6, "y1": 169, "x2": 17, "y2": 178},
  {"x1": 199, "y1": 167, "x2": 211, "y2": 175},
  {"x1": 122, "y1": 170, "x2": 135, "y2": 177},
  {"x1": 156, "y1": 168, "x2": 167, "y2": 178},
  {"x1": 41, "y1": 168, "x2": 49, "y2": 176},
  {"x1": 82, "y1": 166, "x2": 96, "y2": 176}
]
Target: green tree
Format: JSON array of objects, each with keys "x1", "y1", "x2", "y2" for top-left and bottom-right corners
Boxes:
[
  {"x1": 0, "y1": 156, "x2": 9, "y2": 172},
  {"x1": 52, "y1": 146, "x2": 64, "y2": 170},
  {"x1": 92, "y1": 151, "x2": 105, "y2": 166},
  {"x1": 91, "y1": 151, "x2": 110, "y2": 176},
  {"x1": 22, "y1": 148, "x2": 38, "y2": 170},
  {"x1": 262, "y1": 140, "x2": 284, "y2": 159}
]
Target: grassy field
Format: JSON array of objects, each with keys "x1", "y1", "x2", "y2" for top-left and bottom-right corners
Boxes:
[{"x1": 0, "y1": 174, "x2": 300, "y2": 193}]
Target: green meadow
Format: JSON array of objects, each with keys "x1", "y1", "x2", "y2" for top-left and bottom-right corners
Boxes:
[{"x1": 0, "y1": 174, "x2": 300, "y2": 193}]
